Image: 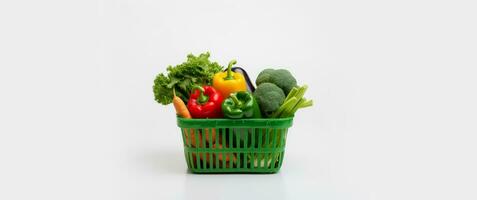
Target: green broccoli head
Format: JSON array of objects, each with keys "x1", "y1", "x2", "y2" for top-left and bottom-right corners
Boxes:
[
  {"x1": 253, "y1": 83, "x2": 285, "y2": 117},
  {"x1": 255, "y1": 68, "x2": 275, "y2": 86},
  {"x1": 255, "y1": 68, "x2": 297, "y2": 95}
]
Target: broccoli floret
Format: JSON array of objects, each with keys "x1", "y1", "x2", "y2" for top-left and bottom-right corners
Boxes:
[
  {"x1": 255, "y1": 68, "x2": 297, "y2": 95},
  {"x1": 272, "y1": 69, "x2": 297, "y2": 94},
  {"x1": 255, "y1": 68, "x2": 275, "y2": 86},
  {"x1": 253, "y1": 83, "x2": 285, "y2": 117}
]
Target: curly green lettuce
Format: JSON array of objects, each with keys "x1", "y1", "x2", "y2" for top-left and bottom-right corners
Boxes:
[{"x1": 153, "y1": 52, "x2": 223, "y2": 105}]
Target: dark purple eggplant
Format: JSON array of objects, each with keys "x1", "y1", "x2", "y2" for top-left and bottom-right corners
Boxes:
[{"x1": 226, "y1": 67, "x2": 255, "y2": 92}]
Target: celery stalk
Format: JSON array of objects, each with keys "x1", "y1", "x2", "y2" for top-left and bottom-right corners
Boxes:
[
  {"x1": 283, "y1": 87, "x2": 298, "y2": 103},
  {"x1": 271, "y1": 97, "x2": 297, "y2": 118}
]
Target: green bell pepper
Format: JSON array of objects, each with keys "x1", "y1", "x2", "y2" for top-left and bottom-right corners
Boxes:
[{"x1": 221, "y1": 91, "x2": 262, "y2": 118}]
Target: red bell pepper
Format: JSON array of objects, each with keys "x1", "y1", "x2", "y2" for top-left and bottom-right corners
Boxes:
[{"x1": 187, "y1": 85, "x2": 224, "y2": 118}]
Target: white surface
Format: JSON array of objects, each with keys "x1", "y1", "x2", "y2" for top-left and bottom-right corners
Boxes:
[{"x1": 1, "y1": 0, "x2": 477, "y2": 199}]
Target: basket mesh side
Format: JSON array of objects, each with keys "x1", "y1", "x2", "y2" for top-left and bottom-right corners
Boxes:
[{"x1": 181, "y1": 126, "x2": 289, "y2": 173}]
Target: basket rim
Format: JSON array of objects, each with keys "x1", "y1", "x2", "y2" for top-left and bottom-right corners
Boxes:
[{"x1": 177, "y1": 116, "x2": 294, "y2": 128}]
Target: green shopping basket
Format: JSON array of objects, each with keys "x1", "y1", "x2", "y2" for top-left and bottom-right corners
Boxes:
[{"x1": 177, "y1": 117, "x2": 294, "y2": 173}]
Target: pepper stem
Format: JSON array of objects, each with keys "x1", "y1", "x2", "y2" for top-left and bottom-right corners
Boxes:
[
  {"x1": 224, "y1": 60, "x2": 237, "y2": 80},
  {"x1": 192, "y1": 85, "x2": 209, "y2": 104},
  {"x1": 230, "y1": 93, "x2": 241, "y2": 107}
]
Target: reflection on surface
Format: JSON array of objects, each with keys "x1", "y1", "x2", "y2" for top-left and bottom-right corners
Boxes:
[
  {"x1": 184, "y1": 172, "x2": 288, "y2": 200},
  {"x1": 137, "y1": 149, "x2": 186, "y2": 175}
]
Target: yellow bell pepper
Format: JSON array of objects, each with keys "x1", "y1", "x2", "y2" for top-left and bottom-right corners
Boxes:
[{"x1": 212, "y1": 60, "x2": 247, "y2": 98}]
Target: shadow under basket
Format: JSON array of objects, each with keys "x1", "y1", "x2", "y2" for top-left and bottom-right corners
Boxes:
[{"x1": 177, "y1": 117, "x2": 293, "y2": 173}]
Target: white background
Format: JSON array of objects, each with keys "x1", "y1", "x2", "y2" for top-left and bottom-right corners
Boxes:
[{"x1": 1, "y1": 0, "x2": 476, "y2": 199}]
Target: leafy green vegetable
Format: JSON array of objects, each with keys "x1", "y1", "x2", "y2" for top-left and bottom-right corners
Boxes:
[{"x1": 153, "y1": 52, "x2": 223, "y2": 105}]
